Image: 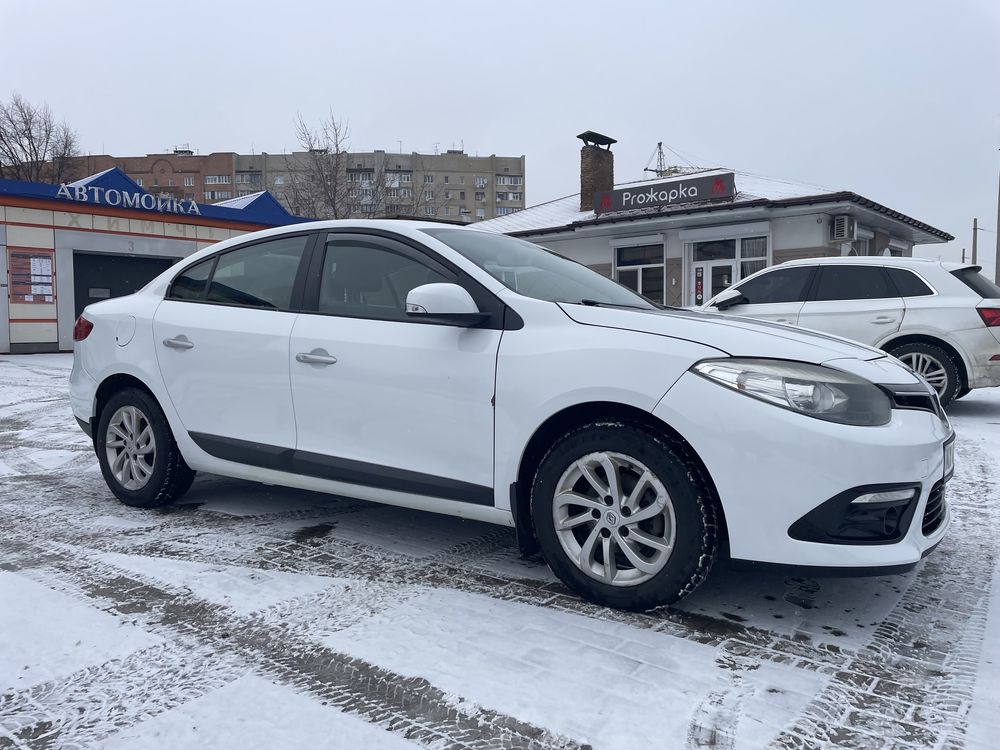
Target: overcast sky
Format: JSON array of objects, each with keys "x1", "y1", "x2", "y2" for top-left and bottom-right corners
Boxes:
[{"x1": 2, "y1": 0, "x2": 998, "y2": 270}]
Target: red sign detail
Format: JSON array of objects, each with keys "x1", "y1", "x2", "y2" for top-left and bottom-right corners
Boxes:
[
  {"x1": 711, "y1": 178, "x2": 726, "y2": 195},
  {"x1": 599, "y1": 194, "x2": 613, "y2": 212}
]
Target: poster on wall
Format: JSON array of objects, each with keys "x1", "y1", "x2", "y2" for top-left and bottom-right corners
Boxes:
[{"x1": 8, "y1": 249, "x2": 55, "y2": 304}]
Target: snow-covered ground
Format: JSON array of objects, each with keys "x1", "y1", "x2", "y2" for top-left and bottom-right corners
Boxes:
[{"x1": 0, "y1": 353, "x2": 998, "y2": 750}]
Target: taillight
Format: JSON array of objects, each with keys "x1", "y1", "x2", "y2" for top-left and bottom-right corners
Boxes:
[
  {"x1": 73, "y1": 316, "x2": 94, "y2": 341},
  {"x1": 978, "y1": 307, "x2": 1000, "y2": 327}
]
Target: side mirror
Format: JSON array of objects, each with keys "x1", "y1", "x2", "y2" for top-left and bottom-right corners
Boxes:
[
  {"x1": 711, "y1": 287, "x2": 748, "y2": 311},
  {"x1": 405, "y1": 283, "x2": 490, "y2": 327}
]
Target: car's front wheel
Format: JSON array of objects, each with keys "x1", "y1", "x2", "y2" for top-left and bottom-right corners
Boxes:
[
  {"x1": 531, "y1": 421, "x2": 719, "y2": 611},
  {"x1": 96, "y1": 387, "x2": 195, "y2": 508}
]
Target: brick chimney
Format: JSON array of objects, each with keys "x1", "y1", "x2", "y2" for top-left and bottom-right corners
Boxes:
[{"x1": 577, "y1": 131, "x2": 616, "y2": 212}]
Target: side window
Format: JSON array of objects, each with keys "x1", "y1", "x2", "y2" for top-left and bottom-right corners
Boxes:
[
  {"x1": 318, "y1": 238, "x2": 451, "y2": 320},
  {"x1": 733, "y1": 266, "x2": 813, "y2": 304},
  {"x1": 168, "y1": 258, "x2": 214, "y2": 300},
  {"x1": 206, "y1": 235, "x2": 309, "y2": 309},
  {"x1": 886, "y1": 268, "x2": 934, "y2": 297},
  {"x1": 813, "y1": 266, "x2": 895, "y2": 301}
]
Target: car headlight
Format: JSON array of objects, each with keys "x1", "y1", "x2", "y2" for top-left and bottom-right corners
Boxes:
[{"x1": 691, "y1": 358, "x2": 892, "y2": 426}]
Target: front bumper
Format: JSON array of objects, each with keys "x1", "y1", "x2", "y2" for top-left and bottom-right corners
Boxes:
[{"x1": 654, "y1": 371, "x2": 952, "y2": 570}]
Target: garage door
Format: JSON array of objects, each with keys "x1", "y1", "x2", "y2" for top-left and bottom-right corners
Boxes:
[{"x1": 73, "y1": 252, "x2": 176, "y2": 317}]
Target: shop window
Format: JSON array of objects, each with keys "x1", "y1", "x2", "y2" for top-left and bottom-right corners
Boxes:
[
  {"x1": 615, "y1": 244, "x2": 664, "y2": 304},
  {"x1": 693, "y1": 239, "x2": 736, "y2": 261}
]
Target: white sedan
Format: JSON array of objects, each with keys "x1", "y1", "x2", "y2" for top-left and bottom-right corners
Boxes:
[{"x1": 70, "y1": 221, "x2": 954, "y2": 611}]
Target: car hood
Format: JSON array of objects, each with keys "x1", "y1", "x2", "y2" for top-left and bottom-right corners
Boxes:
[{"x1": 558, "y1": 304, "x2": 919, "y2": 384}]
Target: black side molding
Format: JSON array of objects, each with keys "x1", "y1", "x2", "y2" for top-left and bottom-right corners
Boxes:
[
  {"x1": 189, "y1": 432, "x2": 495, "y2": 506},
  {"x1": 76, "y1": 416, "x2": 93, "y2": 438}
]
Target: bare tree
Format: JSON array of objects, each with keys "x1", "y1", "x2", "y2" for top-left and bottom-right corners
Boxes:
[
  {"x1": 0, "y1": 93, "x2": 80, "y2": 183},
  {"x1": 283, "y1": 111, "x2": 352, "y2": 218}
]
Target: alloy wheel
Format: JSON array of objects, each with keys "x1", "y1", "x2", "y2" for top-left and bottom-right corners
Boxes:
[
  {"x1": 897, "y1": 352, "x2": 948, "y2": 396},
  {"x1": 105, "y1": 405, "x2": 157, "y2": 491},
  {"x1": 552, "y1": 451, "x2": 676, "y2": 587}
]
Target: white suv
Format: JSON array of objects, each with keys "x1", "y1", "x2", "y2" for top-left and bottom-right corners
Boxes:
[
  {"x1": 70, "y1": 222, "x2": 953, "y2": 611},
  {"x1": 704, "y1": 257, "x2": 1000, "y2": 407}
]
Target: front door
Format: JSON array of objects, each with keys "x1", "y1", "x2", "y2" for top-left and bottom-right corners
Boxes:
[
  {"x1": 289, "y1": 233, "x2": 501, "y2": 503},
  {"x1": 153, "y1": 234, "x2": 313, "y2": 450},
  {"x1": 692, "y1": 260, "x2": 736, "y2": 307}
]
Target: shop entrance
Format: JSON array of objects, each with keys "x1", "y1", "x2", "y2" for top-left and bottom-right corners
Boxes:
[{"x1": 691, "y1": 260, "x2": 736, "y2": 307}]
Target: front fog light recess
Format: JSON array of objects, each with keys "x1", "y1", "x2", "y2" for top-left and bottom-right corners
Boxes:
[{"x1": 692, "y1": 358, "x2": 892, "y2": 426}]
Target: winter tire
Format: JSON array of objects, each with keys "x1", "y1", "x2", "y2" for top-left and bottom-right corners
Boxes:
[
  {"x1": 96, "y1": 387, "x2": 195, "y2": 508},
  {"x1": 954, "y1": 386, "x2": 971, "y2": 400},
  {"x1": 531, "y1": 421, "x2": 719, "y2": 611},
  {"x1": 889, "y1": 342, "x2": 961, "y2": 408}
]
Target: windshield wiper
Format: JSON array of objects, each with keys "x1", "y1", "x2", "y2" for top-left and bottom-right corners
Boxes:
[{"x1": 577, "y1": 298, "x2": 651, "y2": 310}]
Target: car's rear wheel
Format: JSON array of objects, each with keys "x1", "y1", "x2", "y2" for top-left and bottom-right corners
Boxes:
[
  {"x1": 531, "y1": 421, "x2": 718, "y2": 611},
  {"x1": 954, "y1": 386, "x2": 972, "y2": 400},
  {"x1": 889, "y1": 342, "x2": 961, "y2": 407},
  {"x1": 96, "y1": 387, "x2": 195, "y2": 508}
]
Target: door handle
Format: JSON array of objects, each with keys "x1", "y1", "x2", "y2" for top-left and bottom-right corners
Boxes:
[
  {"x1": 162, "y1": 336, "x2": 194, "y2": 350},
  {"x1": 871, "y1": 316, "x2": 896, "y2": 324},
  {"x1": 295, "y1": 350, "x2": 338, "y2": 366}
]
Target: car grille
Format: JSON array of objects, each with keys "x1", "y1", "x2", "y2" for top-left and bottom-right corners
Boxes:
[
  {"x1": 884, "y1": 387, "x2": 944, "y2": 419},
  {"x1": 922, "y1": 481, "x2": 947, "y2": 535}
]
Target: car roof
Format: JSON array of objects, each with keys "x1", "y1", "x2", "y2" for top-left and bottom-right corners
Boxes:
[{"x1": 778, "y1": 256, "x2": 973, "y2": 272}]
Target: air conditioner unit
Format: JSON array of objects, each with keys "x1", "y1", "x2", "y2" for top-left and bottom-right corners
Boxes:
[{"x1": 829, "y1": 215, "x2": 858, "y2": 242}]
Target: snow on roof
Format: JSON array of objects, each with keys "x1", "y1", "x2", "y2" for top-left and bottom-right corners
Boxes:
[
  {"x1": 212, "y1": 192, "x2": 268, "y2": 209},
  {"x1": 475, "y1": 168, "x2": 841, "y2": 235}
]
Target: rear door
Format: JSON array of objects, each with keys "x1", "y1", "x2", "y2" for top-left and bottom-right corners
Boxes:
[
  {"x1": 797, "y1": 265, "x2": 903, "y2": 345},
  {"x1": 709, "y1": 265, "x2": 814, "y2": 324},
  {"x1": 153, "y1": 233, "x2": 315, "y2": 451}
]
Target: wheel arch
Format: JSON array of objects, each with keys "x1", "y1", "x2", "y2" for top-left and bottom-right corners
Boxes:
[
  {"x1": 880, "y1": 333, "x2": 968, "y2": 389},
  {"x1": 511, "y1": 401, "x2": 727, "y2": 557},
  {"x1": 94, "y1": 372, "x2": 160, "y2": 427}
]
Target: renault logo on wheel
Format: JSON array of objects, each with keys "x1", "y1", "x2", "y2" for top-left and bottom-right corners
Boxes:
[{"x1": 606, "y1": 511, "x2": 619, "y2": 527}]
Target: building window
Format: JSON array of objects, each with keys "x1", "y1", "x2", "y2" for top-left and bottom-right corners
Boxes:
[
  {"x1": 424, "y1": 174, "x2": 434, "y2": 184},
  {"x1": 444, "y1": 175, "x2": 450, "y2": 184},
  {"x1": 496, "y1": 206, "x2": 518, "y2": 216},
  {"x1": 204, "y1": 190, "x2": 232, "y2": 201},
  {"x1": 424, "y1": 206, "x2": 435, "y2": 216},
  {"x1": 476, "y1": 208, "x2": 485, "y2": 219},
  {"x1": 443, "y1": 206, "x2": 451, "y2": 216},
  {"x1": 496, "y1": 191, "x2": 509, "y2": 201},
  {"x1": 475, "y1": 176, "x2": 488, "y2": 188},
  {"x1": 401, "y1": 187, "x2": 413, "y2": 198},
  {"x1": 496, "y1": 175, "x2": 523, "y2": 186},
  {"x1": 424, "y1": 190, "x2": 434, "y2": 200},
  {"x1": 510, "y1": 192, "x2": 522, "y2": 202},
  {"x1": 135, "y1": 177, "x2": 143, "y2": 186},
  {"x1": 274, "y1": 175, "x2": 285, "y2": 186},
  {"x1": 459, "y1": 176, "x2": 465, "y2": 185},
  {"x1": 168, "y1": 178, "x2": 175, "y2": 187},
  {"x1": 614, "y1": 244, "x2": 664, "y2": 304},
  {"x1": 205, "y1": 175, "x2": 231, "y2": 184},
  {"x1": 445, "y1": 191, "x2": 452, "y2": 200},
  {"x1": 475, "y1": 191, "x2": 486, "y2": 201},
  {"x1": 459, "y1": 191, "x2": 466, "y2": 200},
  {"x1": 387, "y1": 188, "x2": 399, "y2": 198},
  {"x1": 183, "y1": 176, "x2": 194, "y2": 187}
]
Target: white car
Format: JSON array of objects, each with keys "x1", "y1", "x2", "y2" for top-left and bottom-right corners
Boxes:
[
  {"x1": 703, "y1": 257, "x2": 1000, "y2": 407},
  {"x1": 70, "y1": 221, "x2": 954, "y2": 611}
]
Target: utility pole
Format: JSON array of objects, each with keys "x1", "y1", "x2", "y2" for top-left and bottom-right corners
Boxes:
[
  {"x1": 972, "y1": 217, "x2": 978, "y2": 265},
  {"x1": 995, "y1": 151, "x2": 1000, "y2": 283}
]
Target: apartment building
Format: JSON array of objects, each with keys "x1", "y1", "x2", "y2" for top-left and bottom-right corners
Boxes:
[{"x1": 67, "y1": 148, "x2": 526, "y2": 222}]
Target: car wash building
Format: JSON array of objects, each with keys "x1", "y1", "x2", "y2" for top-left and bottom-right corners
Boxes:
[
  {"x1": 0, "y1": 168, "x2": 307, "y2": 353},
  {"x1": 476, "y1": 132, "x2": 954, "y2": 307}
]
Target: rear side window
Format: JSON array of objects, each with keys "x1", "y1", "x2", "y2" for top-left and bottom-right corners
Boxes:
[
  {"x1": 813, "y1": 266, "x2": 895, "y2": 301},
  {"x1": 206, "y1": 236, "x2": 309, "y2": 309},
  {"x1": 886, "y1": 267, "x2": 934, "y2": 297},
  {"x1": 952, "y1": 267, "x2": 1000, "y2": 299},
  {"x1": 168, "y1": 258, "x2": 213, "y2": 300},
  {"x1": 733, "y1": 266, "x2": 813, "y2": 304}
]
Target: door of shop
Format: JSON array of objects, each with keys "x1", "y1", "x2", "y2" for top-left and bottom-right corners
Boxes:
[
  {"x1": 691, "y1": 260, "x2": 736, "y2": 307},
  {"x1": 73, "y1": 252, "x2": 175, "y2": 317}
]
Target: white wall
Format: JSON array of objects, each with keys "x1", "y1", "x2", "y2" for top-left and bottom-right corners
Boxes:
[{"x1": 771, "y1": 214, "x2": 826, "y2": 250}]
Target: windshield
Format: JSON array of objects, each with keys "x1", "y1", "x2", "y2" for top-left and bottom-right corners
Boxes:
[{"x1": 421, "y1": 228, "x2": 656, "y2": 309}]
